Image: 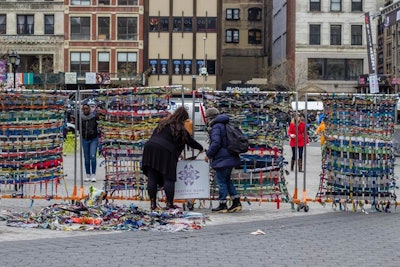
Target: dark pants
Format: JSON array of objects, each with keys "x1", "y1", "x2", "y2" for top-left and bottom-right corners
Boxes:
[
  {"x1": 291, "y1": 146, "x2": 304, "y2": 160},
  {"x1": 146, "y1": 168, "x2": 175, "y2": 204}
]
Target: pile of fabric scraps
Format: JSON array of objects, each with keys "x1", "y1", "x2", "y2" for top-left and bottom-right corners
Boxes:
[{"x1": 0, "y1": 203, "x2": 207, "y2": 232}]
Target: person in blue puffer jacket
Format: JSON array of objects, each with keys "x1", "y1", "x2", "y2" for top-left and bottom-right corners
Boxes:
[{"x1": 204, "y1": 107, "x2": 242, "y2": 213}]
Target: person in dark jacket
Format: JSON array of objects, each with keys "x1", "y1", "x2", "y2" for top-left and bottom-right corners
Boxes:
[
  {"x1": 81, "y1": 102, "x2": 99, "y2": 182},
  {"x1": 204, "y1": 107, "x2": 242, "y2": 213},
  {"x1": 141, "y1": 106, "x2": 204, "y2": 210}
]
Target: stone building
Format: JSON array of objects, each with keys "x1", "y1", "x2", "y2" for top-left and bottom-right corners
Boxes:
[
  {"x1": 0, "y1": 0, "x2": 64, "y2": 87},
  {"x1": 272, "y1": 0, "x2": 386, "y2": 95}
]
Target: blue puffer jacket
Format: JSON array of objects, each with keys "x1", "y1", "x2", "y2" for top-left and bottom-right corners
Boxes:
[{"x1": 206, "y1": 114, "x2": 241, "y2": 170}]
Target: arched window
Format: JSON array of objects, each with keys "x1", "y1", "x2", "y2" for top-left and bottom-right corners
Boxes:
[{"x1": 248, "y1": 7, "x2": 261, "y2": 21}]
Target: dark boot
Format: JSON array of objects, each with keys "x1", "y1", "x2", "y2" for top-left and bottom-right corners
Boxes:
[
  {"x1": 290, "y1": 159, "x2": 295, "y2": 171},
  {"x1": 150, "y1": 198, "x2": 158, "y2": 210},
  {"x1": 211, "y1": 202, "x2": 228, "y2": 213},
  {"x1": 165, "y1": 202, "x2": 180, "y2": 210},
  {"x1": 298, "y1": 159, "x2": 303, "y2": 172},
  {"x1": 228, "y1": 198, "x2": 242, "y2": 213}
]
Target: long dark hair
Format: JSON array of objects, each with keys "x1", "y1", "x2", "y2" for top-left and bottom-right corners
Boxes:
[{"x1": 156, "y1": 106, "x2": 189, "y2": 141}]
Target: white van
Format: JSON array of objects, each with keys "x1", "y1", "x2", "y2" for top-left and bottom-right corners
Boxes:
[{"x1": 168, "y1": 98, "x2": 206, "y2": 130}]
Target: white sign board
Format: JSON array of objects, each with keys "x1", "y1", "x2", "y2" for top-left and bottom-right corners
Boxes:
[
  {"x1": 85, "y1": 72, "x2": 96, "y2": 84},
  {"x1": 175, "y1": 160, "x2": 210, "y2": 199},
  {"x1": 65, "y1": 72, "x2": 77, "y2": 84},
  {"x1": 369, "y1": 73, "x2": 379, "y2": 94}
]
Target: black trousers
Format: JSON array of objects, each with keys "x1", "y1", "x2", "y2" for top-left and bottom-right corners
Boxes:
[
  {"x1": 146, "y1": 167, "x2": 175, "y2": 204},
  {"x1": 291, "y1": 146, "x2": 304, "y2": 160}
]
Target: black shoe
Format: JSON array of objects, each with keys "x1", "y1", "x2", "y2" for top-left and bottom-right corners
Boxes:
[
  {"x1": 165, "y1": 203, "x2": 180, "y2": 210},
  {"x1": 228, "y1": 198, "x2": 242, "y2": 213},
  {"x1": 212, "y1": 203, "x2": 228, "y2": 213}
]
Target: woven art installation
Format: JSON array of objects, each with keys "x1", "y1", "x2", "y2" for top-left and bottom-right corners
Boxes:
[
  {"x1": 0, "y1": 90, "x2": 67, "y2": 199},
  {"x1": 97, "y1": 86, "x2": 174, "y2": 200},
  {"x1": 316, "y1": 94, "x2": 398, "y2": 212},
  {"x1": 202, "y1": 91, "x2": 295, "y2": 206}
]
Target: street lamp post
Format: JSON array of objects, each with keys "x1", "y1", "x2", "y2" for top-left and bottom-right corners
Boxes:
[
  {"x1": 201, "y1": 36, "x2": 207, "y2": 91},
  {"x1": 8, "y1": 51, "x2": 20, "y2": 89}
]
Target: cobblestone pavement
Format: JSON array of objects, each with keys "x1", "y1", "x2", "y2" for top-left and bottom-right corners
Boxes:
[{"x1": 1, "y1": 211, "x2": 399, "y2": 267}]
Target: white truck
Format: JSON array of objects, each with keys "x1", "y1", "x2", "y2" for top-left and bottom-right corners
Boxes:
[{"x1": 168, "y1": 98, "x2": 206, "y2": 130}]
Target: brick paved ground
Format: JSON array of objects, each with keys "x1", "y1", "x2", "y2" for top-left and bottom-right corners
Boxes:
[{"x1": 1, "y1": 136, "x2": 399, "y2": 266}]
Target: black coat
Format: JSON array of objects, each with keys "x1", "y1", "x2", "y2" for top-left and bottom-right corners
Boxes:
[
  {"x1": 81, "y1": 114, "x2": 99, "y2": 140},
  {"x1": 141, "y1": 124, "x2": 203, "y2": 181}
]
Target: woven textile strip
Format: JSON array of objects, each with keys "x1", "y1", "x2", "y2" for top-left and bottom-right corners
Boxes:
[
  {"x1": 316, "y1": 94, "x2": 398, "y2": 211},
  {"x1": 97, "y1": 86, "x2": 173, "y2": 200},
  {"x1": 203, "y1": 91, "x2": 295, "y2": 203},
  {"x1": 0, "y1": 90, "x2": 67, "y2": 198}
]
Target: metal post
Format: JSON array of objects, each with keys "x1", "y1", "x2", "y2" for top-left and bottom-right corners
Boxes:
[
  {"x1": 202, "y1": 36, "x2": 207, "y2": 91},
  {"x1": 396, "y1": 23, "x2": 399, "y2": 123},
  {"x1": 293, "y1": 91, "x2": 298, "y2": 200},
  {"x1": 13, "y1": 68, "x2": 16, "y2": 89},
  {"x1": 8, "y1": 51, "x2": 20, "y2": 89},
  {"x1": 396, "y1": 23, "x2": 399, "y2": 95}
]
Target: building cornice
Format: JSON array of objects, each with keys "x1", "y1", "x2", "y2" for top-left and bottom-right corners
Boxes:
[
  {"x1": 0, "y1": 35, "x2": 64, "y2": 44},
  {"x1": 379, "y1": 2, "x2": 400, "y2": 15},
  {"x1": 0, "y1": 2, "x2": 64, "y2": 9}
]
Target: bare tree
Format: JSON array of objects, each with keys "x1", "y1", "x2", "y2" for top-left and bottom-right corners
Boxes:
[
  {"x1": 267, "y1": 59, "x2": 317, "y2": 98},
  {"x1": 29, "y1": 55, "x2": 54, "y2": 90}
]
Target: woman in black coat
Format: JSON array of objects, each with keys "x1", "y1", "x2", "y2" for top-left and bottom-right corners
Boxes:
[{"x1": 141, "y1": 106, "x2": 204, "y2": 210}]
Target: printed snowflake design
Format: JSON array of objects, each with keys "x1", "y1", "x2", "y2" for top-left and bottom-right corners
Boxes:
[{"x1": 178, "y1": 163, "x2": 200, "y2": 186}]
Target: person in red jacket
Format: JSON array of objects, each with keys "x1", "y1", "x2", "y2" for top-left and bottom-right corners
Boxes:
[{"x1": 288, "y1": 114, "x2": 308, "y2": 172}]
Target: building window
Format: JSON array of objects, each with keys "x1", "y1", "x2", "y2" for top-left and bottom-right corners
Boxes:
[
  {"x1": 173, "y1": 60, "x2": 182, "y2": 75},
  {"x1": 71, "y1": 0, "x2": 90, "y2": 5},
  {"x1": 197, "y1": 17, "x2": 217, "y2": 32},
  {"x1": 183, "y1": 60, "x2": 192, "y2": 75},
  {"x1": 149, "y1": 17, "x2": 169, "y2": 32},
  {"x1": 226, "y1": 8, "x2": 240, "y2": 20},
  {"x1": 98, "y1": 0, "x2": 110, "y2": 4},
  {"x1": 117, "y1": 17, "x2": 137, "y2": 40},
  {"x1": 196, "y1": 60, "x2": 215, "y2": 75},
  {"x1": 330, "y1": 25, "x2": 341, "y2": 45},
  {"x1": 44, "y1": 15, "x2": 54, "y2": 35},
  {"x1": 118, "y1": 0, "x2": 138, "y2": 5},
  {"x1": 331, "y1": 0, "x2": 341, "y2": 12},
  {"x1": 206, "y1": 60, "x2": 216, "y2": 75},
  {"x1": 248, "y1": 29, "x2": 261, "y2": 44},
  {"x1": 378, "y1": 52, "x2": 384, "y2": 65},
  {"x1": 98, "y1": 52, "x2": 109, "y2": 73},
  {"x1": 173, "y1": 17, "x2": 182, "y2": 32},
  {"x1": 70, "y1": 17, "x2": 90, "y2": 40},
  {"x1": 149, "y1": 60, "x2": 158, "y2": 75},
  {"x1": 98, "y1": 17, "x2": 110, "y2": 40},
  {"x1": 248, "y1": 7, "x2": 262, "y2": 21},
  {"x1": 159, "y1": 59, "x2": 168, "y2": 75},
  {"x1": 309, "y1": 24, "x2": 321, "y2": 45},
  {"x1": 308, "y1": 58, "x2": 363, "y2": 80},
  {"x1": 310, "y1": 0, "x2": 321, "y2": 12},
  {"x1": 17, "y1": 15, "x2": 34, "y2": 34},
  {"x1": 183, "y1": 17, "x2": 192, "y2": 32},
  {"x1": 0, "y1": 15, "x2": 6, "y2": 34},
  {"x1": 117, "y1": 52, "x2": 137, "y2": 75},
  {"x1": 70, "y1": 52, "x2": 90, "y2": 76},
  {"x1": 351, "y1": 0, "x2": 362, "y2": 12},
  {"x1": 226, "y1": 29, "x2": 239, "y2": 43},
  {"x1": 172, "y1": 17, "x2": 192, "y2": 32},
  {"x1": 351, "y1": 25, "x2": 362, "y2": 45}
]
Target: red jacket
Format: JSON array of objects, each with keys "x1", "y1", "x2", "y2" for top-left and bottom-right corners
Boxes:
[{"x1": 288, "y1": 121, "x2": 307, "y2": 147}]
